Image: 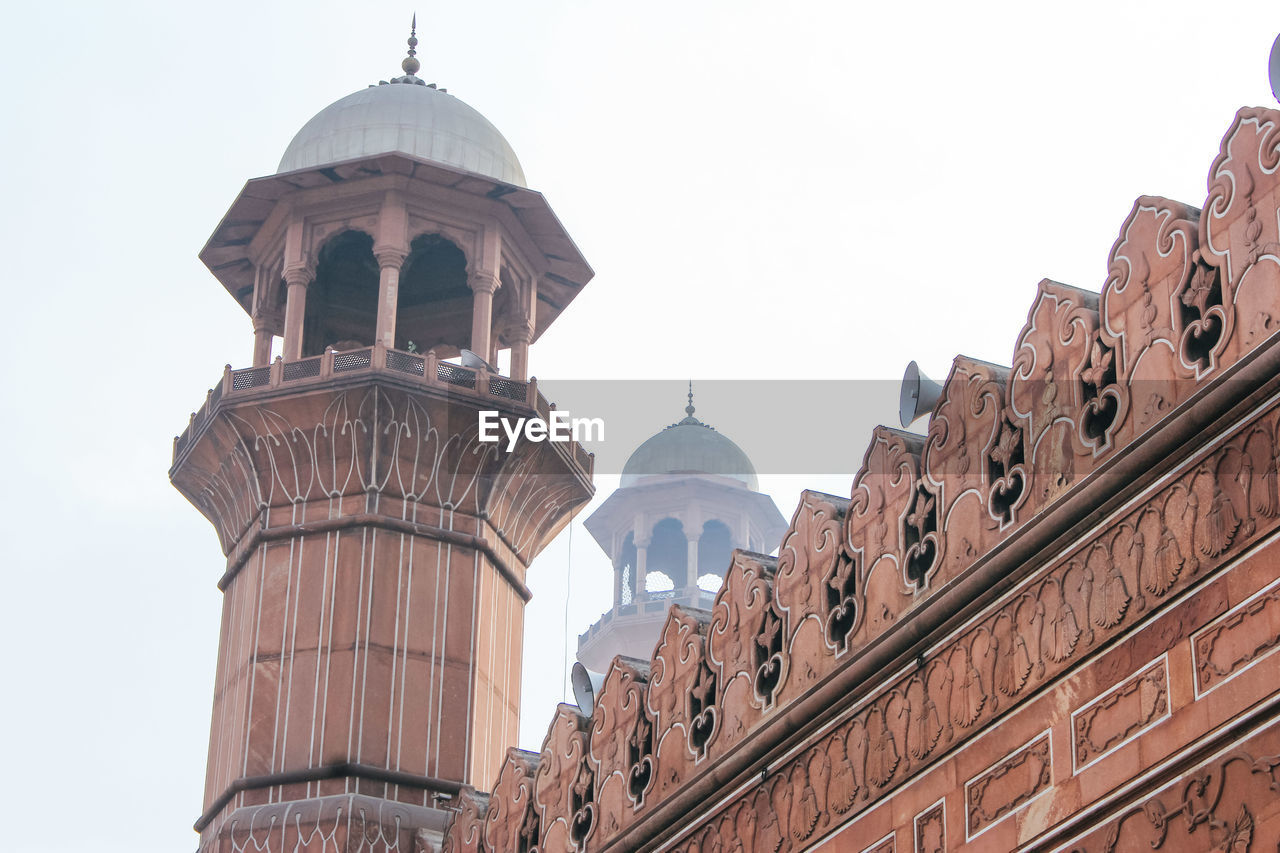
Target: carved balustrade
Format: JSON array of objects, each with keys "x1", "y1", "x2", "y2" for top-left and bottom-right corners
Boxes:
[{"x1": 445, "y1": 106, "x2": 1280, "y2": 853}]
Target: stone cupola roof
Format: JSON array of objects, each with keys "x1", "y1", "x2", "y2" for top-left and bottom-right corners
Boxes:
[
  {"x1": 620, "y1": 385, "x2": 760, "y2": 490},
  {"x1": 276, "y1": 21, "x2": 526, "y2": 185}
]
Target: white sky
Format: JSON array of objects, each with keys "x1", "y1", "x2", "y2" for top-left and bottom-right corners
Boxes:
[{"x1": 1, "y1": 2, "x2": 1277, "y2": 850}]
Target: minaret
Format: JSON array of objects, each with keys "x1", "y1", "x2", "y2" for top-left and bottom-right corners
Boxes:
[
  {"x1": 171, "y1": 29, "x2": 594, "y2": 852},
  {"x1": 576, "y1": 386, "x2": 786, "y2": 671}
]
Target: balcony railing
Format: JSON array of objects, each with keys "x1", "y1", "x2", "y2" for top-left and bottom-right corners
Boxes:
[
  {"x1": 173, "y1": 344, "x2": 593, "y2": 477},
  {"x1": 577, "y1": 588, "x2": 721, "y2": 646}
]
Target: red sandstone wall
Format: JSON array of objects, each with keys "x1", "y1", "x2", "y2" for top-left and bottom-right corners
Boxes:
[
  {"x1": 447, "y1": 106, "x2": 1280, "y2": 853},
  {"x1": 171, "y1": 381, "x2": 592, "y2": 851},
  {"x1": 203, "y1": 526, "x2": 517, "y2": 840},
  {"x1": 814, "y1": 529, "x2": 1280, "y2": 851}
]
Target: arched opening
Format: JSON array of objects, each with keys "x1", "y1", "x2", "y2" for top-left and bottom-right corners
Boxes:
[
  {"x1": 303, "y1": 230, "x2": 379, "y2": 356},
  {"x1": 490, "y1": 268, "x2": 521, "y2": 365},
  {"x1": 647, "y1": 518, "x2": 687, "y2": 596},
  {"x1": 396, "y1": 233, "x2": 471, "y2": 356},
  {"x1": 697, "y1": 573, "x2": 723, "y2": 593},
  {"x1": 698, "y1": 520, "x2": 733, "y2": 584},
  {"x1": 644, "y1": 571, "x2": 675, "y2": 595},
  {"x1": 266, "y1": 271, "x2": 288, "y2": 362}
]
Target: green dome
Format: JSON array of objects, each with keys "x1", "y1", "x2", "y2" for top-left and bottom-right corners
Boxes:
[{"x1": 620, "y1": 414, "x2": 758, "y2": 490}]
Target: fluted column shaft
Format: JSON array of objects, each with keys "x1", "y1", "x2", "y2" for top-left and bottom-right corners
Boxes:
[
  {"x1": 469, "y1": 271, "x2": 500, "y2": 363},
  {"x1": 374, "y1": 248, "x2": 408, "y2": 349},
  {"x1": 281, "y1": 266, "x2": 312, "y2": 361}
]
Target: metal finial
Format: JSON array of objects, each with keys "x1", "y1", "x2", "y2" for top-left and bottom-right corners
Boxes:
[
  {"x1": 666, "y1": 379, "x2": 712, "y2": 430},
  {"x1": 402, "y1": 14, "x2": 422, "y2": 76}
]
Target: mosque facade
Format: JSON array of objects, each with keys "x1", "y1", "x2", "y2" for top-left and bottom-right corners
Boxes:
[
  {"x1": 441, "y1": 109, "x2": 1280, "y2": 853},
  {"x1": 176, "y1": 27, "x2": 1280, "y2": 853}
]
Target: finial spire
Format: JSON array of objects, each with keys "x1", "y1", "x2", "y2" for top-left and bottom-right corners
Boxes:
[
  {"x1": 667, "y1": 380, "x2": 713, "y2": 430},
  {"x1": 401, "y1": 14, "x2": 422, "y2": 77}
]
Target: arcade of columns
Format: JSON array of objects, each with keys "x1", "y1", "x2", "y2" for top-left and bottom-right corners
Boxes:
[{"x1": 245, "y1": 190, "x2": 536, "y2": 379}]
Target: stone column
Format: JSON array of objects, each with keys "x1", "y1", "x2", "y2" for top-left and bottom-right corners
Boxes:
[
  {"x1": 635, "y1": 537, "x2": 650, "y2": 601},
  {"x1": 374, "y1": 247, "x2": 408, "y2": 349},
  {"x1": 686, "y1": 535, "x2": 701, "y2": 591},
  {"x1": 281, "y1": 266, "x2": 312, "y2": 361},
  {"x1": 508, "y1": 321, "x2": 533, "y2": 381},
  {"x1": 252, "y1": 319, "x2": 273, "y2": 367},
  {"x1": 612, "y1": 553, "x2": 625, "y2": 607},
  {"x1": 469, "y1": 271, "x2": 500, "y2": 363}
]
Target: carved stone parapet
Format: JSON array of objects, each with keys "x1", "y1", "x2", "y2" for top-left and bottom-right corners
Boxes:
[
  {"x1": 592, "y1": 376, "x2": 1280, "y2": 852},
  {"x1": 476, "y1": 104, "x2": 1280, "y2": 853},
  {"x1": 171, "y1": 384, "x2": 592, "y2": 563},
  {"x1": 922, "y1": 356, "x2": 1009, "y2": 583},
  {"x1": 1008, "y1": 280, "x2": 1113, "y2": 518},
  {"x1": 844, "y1": 429, "x2": 929, "y2": 655},
  {"x1": 1099, "y1": 197, "x2": 1203, "y2": 430},
  {"x1": 645, "y1": 606, "x2": 715, "y2": 802},
  {"x1": 707, "y1": 551, "x2": 777, "y2": 753},
  {"x1": 533, "y1": 705, "x2": 592, "y2": 853},
  {"x1": 774, "y1": 490, "x2": 851, "y2": 706},
  {"x1": 201, "y1": 793, "x2": 445, "y2": 853},
  {"x1": 484, "y1": 749, "x2": 541, "y2": 853},
  {"x1": 440, "y1": 787, "x2": 489, "y2": 853},
  {"x1": 587, "y1": 657, "x2": 652, "y2": 837}
]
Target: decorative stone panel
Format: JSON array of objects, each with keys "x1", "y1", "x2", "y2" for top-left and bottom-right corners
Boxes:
[
  {"x1": 1072, "y1": 655, "x2": 1170, "y2": 772},
  {"x1": 913, "y1": 799, "x2": 944, "y2": 853},
  {"x1": 963, "y1": 730, "x2": 1051, "y2": 840},
  {"x1": 1192, "y1": 574, "x2": 1280, "y2": 697}
]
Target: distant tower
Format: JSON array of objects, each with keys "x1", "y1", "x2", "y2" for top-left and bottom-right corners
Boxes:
[
  {"x1": 170, "y1": 29, "x2": 594, "y2": 852},
  {"x1": 577, "y1": 387, "x2": 786, "y2": 671}
]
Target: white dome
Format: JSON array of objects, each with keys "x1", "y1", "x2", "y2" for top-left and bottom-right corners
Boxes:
[
  {"x1": 621, "y1": 419, "x2": 759, "y2": 491},
  {"x1": 277, "y1": 82, "x2": 526, "y2": 186}
]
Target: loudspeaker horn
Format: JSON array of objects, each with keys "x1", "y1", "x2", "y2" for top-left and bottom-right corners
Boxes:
[
  {"x1": 571, "y1": 662, "x2": 606, "y2": 717},
  {"x1": 899, "y1": 360, "x2": 944, "y2": 427},
  {"x1": 1270, "y1": 32, "x2": 1280, "y2": 102},
  {"x1": 460, "y1": 348, "x2": 496, "y2": 373}
]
